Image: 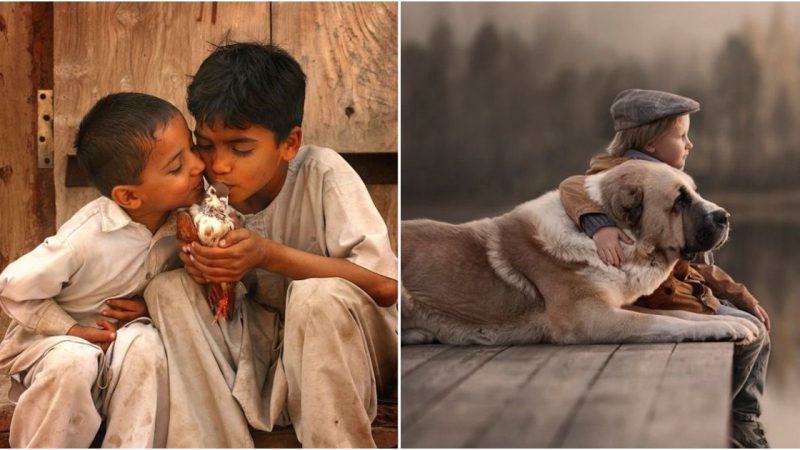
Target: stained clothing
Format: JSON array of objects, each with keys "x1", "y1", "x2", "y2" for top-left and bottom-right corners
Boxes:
[
  {"x1": 10, "y1": 319, "x2": 169, "y2": 448},
  {"x1": 0, "y1": 196, "x2": 178, "y2": 447},
  {"x1": 558, "y1": 150, "x2": 760, "y2": 314},
  {"x1": 145, "y1": 145, "x2": 398, "y2": 448}
]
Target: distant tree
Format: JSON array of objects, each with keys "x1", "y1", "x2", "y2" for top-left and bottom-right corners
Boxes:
[
  {"x1": 401, "y1": 20, "x2": 457, "y2": 206},
  {"x1": 711, "y1": 34, "x2": 761, "y2": 186}
]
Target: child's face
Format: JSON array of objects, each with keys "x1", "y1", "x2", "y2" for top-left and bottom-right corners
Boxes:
[
  {"x1": 193, "y1": 120, "x2": 300, "y2": 213},
  {"x1": 645, "y1": 114, "x2": 692, "y2": 170},
  {"x1": 132, "y1": 115, "x2": 206, "y2": 213}
]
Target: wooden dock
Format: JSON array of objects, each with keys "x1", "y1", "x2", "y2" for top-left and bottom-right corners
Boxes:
[{"x1": 402, "y1": 343, "x2": 733, "y2": 448}]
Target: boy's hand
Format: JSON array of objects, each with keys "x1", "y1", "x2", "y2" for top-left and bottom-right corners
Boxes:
[
  {"x1": 188, "y1": 229, "x2": 268, "y2": 283},
  {"x1": 593, "y1": 226, "x2": 634, "y2": 267},
  {"x1": 750, "y1": 304, "x2": 771, "y2": 332},
  {"x1": 178, "y1": 238, "x2": 208, "y2": 285},
  {"x1": 67, "y1": 319, "x2": 117, "y2": 352},
  {"x1": 101, "y1": 297, "x2": 149, "y2": 324}
]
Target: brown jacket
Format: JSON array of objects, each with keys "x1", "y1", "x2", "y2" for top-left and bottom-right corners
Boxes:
[{"x1": 559, "y1": 153, "x2": 759, "y2": 314}]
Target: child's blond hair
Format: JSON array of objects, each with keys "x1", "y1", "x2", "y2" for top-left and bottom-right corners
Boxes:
[{"x1": 605, "y1": 114, "x2": 681, "y2": 157}]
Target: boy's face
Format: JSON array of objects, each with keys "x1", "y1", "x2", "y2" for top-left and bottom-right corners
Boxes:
[
  {"x1": 193, "y1": 120, "x2": 300, "y2": 213},
  {"x1": 130, "y1": 115, "x2": 206, "y2": 213},
  {"x1": 646, "y1": 114, "x2": 692, "y2": 170}
]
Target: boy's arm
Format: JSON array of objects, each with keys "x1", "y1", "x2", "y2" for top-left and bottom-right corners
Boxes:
[
  {"x1": 0, "y1": 238, "x2": 78, "y2": 335},
  {"x1": 559, "y1": 175, "x2": 616, "y2": 235},
  {"x1": 188, "y1": 151, "x2": 397, "y2": 306},
  {"x1": 188, "y1": 230, "x2": 397, "y2": 306},
  {"x1": 694, "y1": 263, "x2": 759, "y2": 310}
]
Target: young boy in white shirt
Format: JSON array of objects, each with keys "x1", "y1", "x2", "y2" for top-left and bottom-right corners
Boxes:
[
  {"x1": 0, "y1": 92, "x2": 206, "y2": 447},
  {"x1": 145, "y1": 43, "x2": 398, "y2": 448}
]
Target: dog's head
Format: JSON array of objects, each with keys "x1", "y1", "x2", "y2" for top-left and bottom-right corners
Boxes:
[{"x1": 593, "y1": 160, "x2": 730, "y2": 261}]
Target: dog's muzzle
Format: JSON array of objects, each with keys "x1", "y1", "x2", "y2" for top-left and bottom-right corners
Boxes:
[{"x1": 682, "y1": 207, "x2": 730, "y2": 259}]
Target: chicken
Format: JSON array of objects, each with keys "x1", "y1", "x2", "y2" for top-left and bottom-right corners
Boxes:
[{"x1": 176, "y1": 182, "x2": 241, "y2": 323}]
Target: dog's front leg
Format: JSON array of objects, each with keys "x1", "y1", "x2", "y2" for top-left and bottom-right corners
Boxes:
[
  {"x1": 557, "y1": 301, "x2": 756, "y2": 345},
  {"x1": 623, "y1": 304, "x2": 761, "y2": 338}
]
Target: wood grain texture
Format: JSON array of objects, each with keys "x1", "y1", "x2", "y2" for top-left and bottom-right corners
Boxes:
[
  {"x1": 271, "y1": 2, "x2": 397, "y2": 153},
  {"x1": 53, "y1": 2, "x2": 270, "y2": 225},
  {"x1": 557, "y1": 343, "x2": 675, "y2": 447},
  {"x1": 471, "y1": 345, "x2": 617, "y2": 448},
  {"x1": 401, "y1": 345, "x2": 507, "y2": 430},
  {"x1": 367, "y1": 184, "x2": 397, "y2": 253},
  {"x1": 401, "y1": 343, "x2": 734, "y2": 448},
  {"x1": 0, "y1": 3, "x2": 55, "y2": 272},
  {"x1": 401, "y1": 344, "x2": 451, "y2": 376},
  {"x1": 641, "y1": 342, "x2": 732, "y2": 448},
  {"x1": 403, "y1": 345, "x2": 559, "y2": 448}
]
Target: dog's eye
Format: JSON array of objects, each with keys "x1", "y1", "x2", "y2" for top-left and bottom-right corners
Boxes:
[{"x1": 673, "y1": 187, "x2": 691, "y2": 211}]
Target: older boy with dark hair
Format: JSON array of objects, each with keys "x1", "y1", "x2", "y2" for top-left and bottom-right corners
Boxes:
[
  {"x1": 0, "y1": 92, "x2": 206, "y2": 447},
  {"x1": 145, "y1": 43, "x2": 398, "y2": 448}
]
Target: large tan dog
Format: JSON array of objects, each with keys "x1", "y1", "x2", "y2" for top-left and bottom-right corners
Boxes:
[{"x1": 401, "y1": 160, "x2": 759, "y2": 345}]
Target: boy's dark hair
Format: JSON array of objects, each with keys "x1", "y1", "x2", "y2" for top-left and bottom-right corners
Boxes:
[
  {"x1": 187, "y1": 42, "x2": 307, "y2": 143},
  {"x1": 74, "y1": 92, "x2": 182, "y2": 198}
]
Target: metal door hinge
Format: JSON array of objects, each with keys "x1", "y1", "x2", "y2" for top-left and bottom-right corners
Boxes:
[{"x1": 37, "y1": 89, "x2": 54, "y2": 169}]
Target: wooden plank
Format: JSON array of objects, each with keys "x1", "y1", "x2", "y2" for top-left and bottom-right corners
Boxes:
[
  {"x1": 271, "y1": 2, "x2": 397, "y2": 153},
  {"x1": 0, "y1": 3, "x2": 56, "y2": 335},
  {"x1": 401, "y1": 344, "x2": 451, "y2": 376},
  {"x1": 402, "y1": 345, "x2": 558, "y2": 448},
  {"x1": 53, "y1": 2, "x2": 270, "y2": 226},
  {"x1": 0, "y1": 2, "x2": 56, "y2": 267},
  {"x1": 367, "y1": 184, "x2": 397, "y2": 253},
  {"x1": 401, "y1": 346, "x2": 507, "y2": 430},
  {"x1": 470, "y1": 345, "x2": 618, "y2": 448},
  {"x1": 557, "y1": 343, "x2": 675, "y2": 447},
  {"x1": 640, "y1": 342, "x2": 732, "y2": 448}
]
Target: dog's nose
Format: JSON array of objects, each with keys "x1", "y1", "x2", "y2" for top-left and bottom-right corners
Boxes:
[{"x1": 711, "y1": 209, "x2": 730, "y2": 227}]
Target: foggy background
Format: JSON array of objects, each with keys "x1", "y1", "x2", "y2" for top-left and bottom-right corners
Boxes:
[{"x1": 401, "y1": 3, "x2": 800, "y2": 446}]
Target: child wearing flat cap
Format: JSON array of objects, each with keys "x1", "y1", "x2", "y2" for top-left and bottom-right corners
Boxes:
[{"x1": 559, "y1": 88, "x2": 770, "y2": 448}]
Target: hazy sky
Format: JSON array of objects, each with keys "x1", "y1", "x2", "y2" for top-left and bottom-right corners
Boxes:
[{"x1": 402, "y1": 2, "x2": 800, "y2": 63}]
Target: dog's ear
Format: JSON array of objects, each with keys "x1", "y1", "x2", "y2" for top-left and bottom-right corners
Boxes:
[{"x1": 610, "y1": 184, "x2": 643, "y2": 229}]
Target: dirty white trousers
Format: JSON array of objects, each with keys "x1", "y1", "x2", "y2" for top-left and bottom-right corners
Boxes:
[
  {"x1": 144, "y1": 269, "x2": 397, "y2": 448},
  {"x1": 9, "y1": 320, "x2": 169, "y2": 448}
]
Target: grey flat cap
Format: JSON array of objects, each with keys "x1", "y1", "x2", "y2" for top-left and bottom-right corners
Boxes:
[{"x1": 611, "y1": 89, "x2": 700, "y2": 131}]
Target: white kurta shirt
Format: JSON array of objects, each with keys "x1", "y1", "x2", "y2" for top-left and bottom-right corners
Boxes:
[
  {"x1": 244, "y1": 145, "x2": 398, "y2": 316},
  {"x1": 0, "y1": 196, "x2": 179, "y2": 374}
]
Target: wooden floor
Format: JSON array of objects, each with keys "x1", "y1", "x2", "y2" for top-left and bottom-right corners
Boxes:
[{"x1": 402, "y1": 342, "x2": 733, "y2": 448}]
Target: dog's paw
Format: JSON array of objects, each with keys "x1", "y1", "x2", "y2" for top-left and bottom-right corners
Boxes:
[
  {"x1": 729, "y1": 316, "x2": 761, "y2": 338},
  {"x1": 728, "y1": 320, "x2": 756, "y2": 346},
  {"x1": 402, "y1": 328, "x2": 436, "y2": 345}
]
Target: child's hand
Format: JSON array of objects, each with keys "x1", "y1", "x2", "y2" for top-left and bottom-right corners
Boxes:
[
  {"x1": 750, "y1": 304, "x2": 771, "y2": 332},
  {"x1": 67, "y1": 319, "x2": 117, "y2": 352},
  {"x1": 178, "y1": 238, "x2": 208, "y2": 285},
  {"x1": 188, "y1": 229, "x2": 269, "y2": 283},
  {"x1": 101, "y1": 297, "x2": 149, "y2": 324},
  {"x1": 593, "y1": 226, "x2": 634, "y2": 267}
]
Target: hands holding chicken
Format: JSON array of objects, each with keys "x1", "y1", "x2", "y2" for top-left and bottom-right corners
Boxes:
[{"x1": 177, "y1": 183, "x2": 244, "y2": 322}]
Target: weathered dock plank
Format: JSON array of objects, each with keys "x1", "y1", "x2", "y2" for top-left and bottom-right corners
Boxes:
[
  {"x1": 471, "y1": 345, "x2": 617, "y2": 448},
  {"x1": 401, "y1": 344, "x2": 452, "y2": 376},
  {"x1": 641, "y1": 342, "x2": 733, "y2": 448},
  {"x1": 401, "y1": 342, "x2": 734, "y2": 448},
  {"x1": 401, "y1": 345, "x2": 507, "y2": 430},
  {"x1": 557, "y1": 343, "x2": 675, "y2": 447},
  {"x1": 402, "y1": 345, "x2": 559, "y2": 447}
]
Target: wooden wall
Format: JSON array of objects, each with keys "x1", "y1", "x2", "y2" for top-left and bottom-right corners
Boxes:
[
  {"x1": 0, "y1": 3, "x2": 55, "y2": 267},
  {"x1": 0, "y1": 3, "x2": 55, "y2": 331},
  {"x1": 51, "y1": 2, "x2": 397, "y2": 249},
  {"x1": 53, "y1": 2, "x2": 271, "y2": 226}
]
